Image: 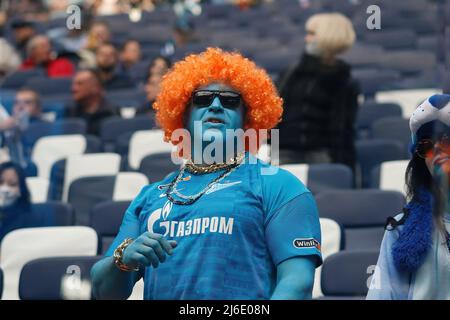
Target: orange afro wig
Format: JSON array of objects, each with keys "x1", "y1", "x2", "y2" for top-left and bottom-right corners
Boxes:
[{"x1": 153, "y1": 47, "x2": 283, "y2": 146}]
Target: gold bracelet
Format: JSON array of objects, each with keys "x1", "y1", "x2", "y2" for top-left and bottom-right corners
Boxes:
[{"x1": 113, "y1": 238, "x2": 140, "y2": 272}]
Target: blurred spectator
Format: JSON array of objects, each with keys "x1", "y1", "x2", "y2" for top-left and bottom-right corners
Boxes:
[
  {"x1": 66, "y1": 69, "x2": 118, "y2": 135},
  {"x1": 47, "y1": 0, "x2": 84, "y2": 19},
  {"x1": 0, "y1": 88, "x2": 47, "y2": 166},
  {"x1": 137, "y1": 72, "x2": 162, "y2": 115},
  {"x1": 11, "y1": 88, "x2": 47, "y2": 124},
  {"x1": 0, "y1": 38, "x2": 21, "y2": 82},
  {"x1": 136, "y1": 56, "x2": 170, "y2": 113},
  {"x1": 119, "y1": 39, "x2": 142, "y2": 71},
  {"x1": 120, "y1": 0, "x2": 156, "y2": 22},
  {"x1": 88, "y1": 0, "x2": 122, "y2": 16},
  {"x1": 148, "y1": 55, "x2": 171, "y2": 78},
  {"x1": 95, "y1": 42, "x2": 134, "y2": 89},
  {"x1": 1, "y1": 0, "x2": 48, "y2": 22},
  {"x1": 85, "y1": 20, "x2": 112, "y2": 52},
  {"x1": 277, "y1": 13, "x2": 359, "y2": 169},
  {"x1": 0, "y1": 162, "x2": 36, "y2": 242},
  {"x1": 47, "y1": 2, "x2": 92, "y2": 54},
  {"x1": 78, "y1": 20, "x2": 112, "y2": 68},
  {"x1": 10, "y1": 19, "x2": 37, "y2": 59},
  {"x1": 20, "y1": 35, "x2": 75, "y2": 77}
]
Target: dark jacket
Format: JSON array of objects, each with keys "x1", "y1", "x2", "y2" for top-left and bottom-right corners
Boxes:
[
  {"x1": 65, "y1": 98, "x2": 118, "y2": 136},
  {"x1": 277, "y1": 53, "x2": 359, "y2": 168}
]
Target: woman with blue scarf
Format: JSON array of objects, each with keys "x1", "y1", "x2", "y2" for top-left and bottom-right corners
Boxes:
[{"x1": 367, "y1": 94, "x2": 450, "y2": 300}]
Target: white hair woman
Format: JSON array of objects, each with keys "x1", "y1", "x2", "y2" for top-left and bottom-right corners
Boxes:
[{"x1": 277, "y1": 12, "x2": 359, "y2": 170}]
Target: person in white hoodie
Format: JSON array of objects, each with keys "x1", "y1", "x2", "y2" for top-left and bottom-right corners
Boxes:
[{"x1": 367, "y1": 94, "x2": 450, "y2": 300}]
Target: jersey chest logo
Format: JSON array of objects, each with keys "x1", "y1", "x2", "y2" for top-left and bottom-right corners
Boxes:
[{"x1": 147, "y1": 200, "x2": 234, "y2": 238}]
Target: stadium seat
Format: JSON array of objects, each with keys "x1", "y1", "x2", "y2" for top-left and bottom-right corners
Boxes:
[
  {"x1": 356, "y1": 102, "x2": 402, "y2": 139},
  {"x1": 91, "y1": 201, "x2": 131, "y2": 254},
  {"x1": 316, "y1": 189, "x2": 405, "y2": 251},
  {"x1": 139, "y1": 152, "x2": 180, "y2": 183},
  {"x1": 26, "y1": 177, "x2": 49, "y2": 203},
  {"x1": 100, "y1": 115, "x2": 155, "y2": 152},
  {"x1": 1, "y1": 69, "x2": 45, "y2": 89},
  {"x1": 22, "y1": 119, "x2": 87, "y2": 155},
  {"x1": 371, "y1": 117, "x2": 411, "y2": 152},
  {"x1": 352, "y1": 68, "x2": 401, "y2": 98},
  {"x1": 68, "y1": 172, "x2": 148, "y2": 225},
  {"x1": 62, "y1": 153, "x2": 121, "y2": 202},
  {"x1": 371, "y1": 160, "x2": 409, "y2": 195},
  {"x1": 128, "y1": 130, "x2": 175, "y2": 170},
  {"x1": 341, "y1": 44, "x2": 385, "y2": 69},
  {"x1": 375, "y1": 88, "x2": 442, "y2": 117},
  {"x1": 31, "y1": 134, "x2": 87, "y2": 180},
  {"x1": 280, "y1": 163, "x2": 354, "y2": 194},
  {"x1": 312, "y1": 218, "x2": 342, "y2": 299},
  {"x1": 25, "y1": 77, "x2": 73, "y2": 96},
  {"x1": 0, "y1": 226, "x2": 97, "y2": 299},
  {"x1": 19, "y1": 256, "x2": 102, "y2": 300},
  {"x1": 356, "y1": 139, "x2": 406, "y2": 188},
  {"x1": 319, "y1": 250, "x2": 380, "y2": 299},
  {"x1": 30, "y1": 202, "x2": 74, "y2": 226},
  {"x1": 105, "y1": 89, "x2": 146, "y2": 110},
  {"x1": 364, "y1": 29, "x2": 417, "y2": 51},
  {"x1": 380, "y1": 50, "x2": 436, "y2": 77}
]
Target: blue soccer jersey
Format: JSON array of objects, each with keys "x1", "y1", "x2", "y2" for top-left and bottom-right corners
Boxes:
[{"x1": 106, "y1": 152, "x2": 322, "y2": 299}]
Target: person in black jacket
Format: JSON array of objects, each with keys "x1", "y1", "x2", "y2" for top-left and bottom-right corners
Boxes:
[{"x1": 277, "y1": 13, "x2": 359, "y2": 169}]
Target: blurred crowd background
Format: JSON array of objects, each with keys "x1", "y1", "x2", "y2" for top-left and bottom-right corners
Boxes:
[{"x1": 0, "y1": 0, "x2": 449, "y2": 300}]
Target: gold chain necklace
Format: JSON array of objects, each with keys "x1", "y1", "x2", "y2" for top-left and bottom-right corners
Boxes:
[{"x1": 185, "y1": 152, "x2": 246, "y2": 175}]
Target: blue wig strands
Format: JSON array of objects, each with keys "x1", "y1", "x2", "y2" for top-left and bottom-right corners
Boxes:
[{"x1": 392, "y1": 189, "x2": 434, "y2": 273}]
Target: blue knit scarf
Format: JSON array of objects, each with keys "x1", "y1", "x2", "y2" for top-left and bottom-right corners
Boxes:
[{"x1": 392, "y1": 190, "x2": 434, "y2": 273}]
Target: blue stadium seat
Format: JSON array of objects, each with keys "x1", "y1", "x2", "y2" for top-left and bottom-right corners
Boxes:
[
  {"x1": 105, "y1": 89, "x2": 146, "y2": 109},
  {"x1": 1, "y1": 69, "x2": 45, "y2": 89},
  {"x1": 139, "y1": 152, "x2": 180, "y2": 183},
  {"x1": 68, "y1": 176, "x2": 118, "y2": 226},
  {"x1": 364, "y1": 29, "x2": 417, "y2": 51},
  {"x1": 19, "y1": 256, "x2": 102, "y2": 300},
  {"x1": 316, "y1": 189, "x2": 405, "y2": 251},
  {"x1": 100, "y1": 115, "x2": 155, "y2": 152},
  {"x1": 22, "y1": 119, "x2": 87, "y2": 156},
  {"x1": 25, "y1": 77, "x2": 73, "y2": 96},
  {"x1": 356, "y1": 139, "x2": 407, "y2": 188},
  {"x1": 91, "y1": 201, "x2": 131, "y2": 254},
  {"x1": 307, "y1": 164, "x2": 354, "y2": 194},
  {"x1": 318, "y1": 250, "x2": 380, "y2": 299},
  {"x1": 31, "y1": 202, "x2": 74, "y2": 226},
  {"x1": 352, "y1": 68, "x2": 401, "y2": 98},
  {"x1": 370, "y1": 117, "x2": 411, "y2": 153},
  {"x1": 356, "y1": 102, "x2": 403, "y2": 139},
  {"x1": 380, "y1": 50, "x2": 436, "y2": 77}
]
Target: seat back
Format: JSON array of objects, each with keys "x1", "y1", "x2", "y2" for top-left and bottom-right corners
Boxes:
[
  {"x1": 320, "y1": 250, "x2": 380, "y2": 298},
  {"x1": 19, "y1": 256, "x2": 102, "y2": 300},
  {"x1": 128, "y1": 130, "x2": 174, "y2": 170},
  {"x1": 26, "y1": 177, "x2": 49, "y2": 203},
  {"x1": 63, "y1": 153, "x2": 121, "y2": 202},
  {"x1": 0, "y1": 226, "x2": 97, "y2": 299},
  {"x1": 31, "y1": 134, "x2": 86, "y2": 179}
]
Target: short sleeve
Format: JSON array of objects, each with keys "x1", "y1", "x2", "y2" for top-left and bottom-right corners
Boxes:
[
  {"x1": 265, "y1": 192, "x2": 322, "y2": 267},
  {"x1": 366, "y1": 222, "x2": 412, "y2": 300},
  {"x1": 104, "y1": 185, "x2": 152, "y2": 257},
  {"x1": 260, "y1": 167, "x2": 309, "y2": 218}
]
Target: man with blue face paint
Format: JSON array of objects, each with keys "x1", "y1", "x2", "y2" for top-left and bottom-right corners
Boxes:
[{"x1": 91, "y1": 48, "x2": 322, "y2": 300}]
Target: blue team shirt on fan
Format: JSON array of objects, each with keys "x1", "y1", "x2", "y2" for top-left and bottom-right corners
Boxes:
[{"x1": 106, "y1": 152, "x2": 322, "y2": 299}]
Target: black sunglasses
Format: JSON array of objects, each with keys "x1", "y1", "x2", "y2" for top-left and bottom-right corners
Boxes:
[{"x1": 191, "y1": 90, "x2": 242, "y2": 109}]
